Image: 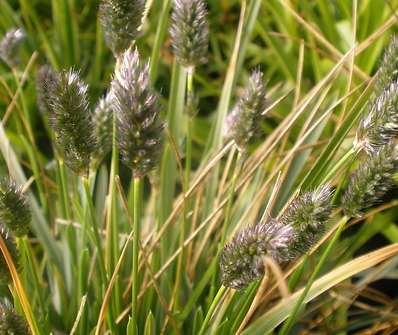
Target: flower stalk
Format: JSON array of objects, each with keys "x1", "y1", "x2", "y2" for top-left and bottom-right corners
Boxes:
[
  {"x1": 131, "y1": 177, "x2": 142, "y2": 330},
  {"x1": 82, "y1": 176, "x2": 107, "y2": 281}
]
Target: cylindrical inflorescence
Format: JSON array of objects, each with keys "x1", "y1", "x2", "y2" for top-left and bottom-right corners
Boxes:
[
  {"x1": 0, "y1": 28, "x2": 25, "y2": 67},
  {"x1": 99, "y1": 0, "x2": 146, "y2": 55},
  {"x1": 0, "y1": 299, "x2": 30, "y2": 335},
  {"x1": 47, "y1": 69, "x2": 96, "y2": 174},
  {"x1": 224, "y1": 69, "x2": 267, "y2": 151},
  {"x1": 343, "y1": 143, "x2": 398, "y2": 217},
  {"x1": 0, "y1": 178, "x2": 30, "y2": 237},
  {"x1": 220, "y1": 219, "x2": 294, "y2": 289},
  {"x1": 111, "y1": 47, "x2": 164, "y2": 178},
  {"x1": 170, "y1": 0, "x2": 209, "y2": 68}
]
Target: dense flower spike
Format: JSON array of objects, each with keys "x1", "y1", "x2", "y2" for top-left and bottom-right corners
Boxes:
[
  {"x1": 35, "y1": 65, "x2": 60, "y2": 116},
  {"x1": 99, "y1": 0, "x2": 145, "y2": 55},
  {"x1": 0, "y1": 226, "x2": 18, "y2": 286},
  {"x1": 92, "y1": 93, "x2": 114, "y2": 164},
  {"x1": 111, "y1": 47, "x2": 164, "y2": 177},
  {"x1": 375, "y1": 36, "x2": 398, "y2": 94},
  {"x1": 279, "y1": 185, "x2": 333, "y2": 258},
  {"x1": 220, "y1": 185, "x2": 333, "y2": 290},
  {"x1": 343, "y1": 144, "x2": 398, "y2": 217},
  {"x1": 220, "y1": 219, "x2": 294, "y2": 289},
  {"x1": 0, "y1": 299, "x2": 30, "y2": 335},
  {"x1": 170, "y1": 0, "x2": 209, "y2": 68},
  {"x1": 224, "y1": 69, "x2": 267, "y2": 151},
  {"x1": 0, "y1": 179, "x2": 30, "y2": 237},
  {"x1": 355, "y1": 81, "x2": 398, "y2": 155},
  {"x1": 0, "y1": 28, "x2": 25, "y2": 67},
  {"x1": 47, "y1": 69, "x2": 96, "y2": 174}
]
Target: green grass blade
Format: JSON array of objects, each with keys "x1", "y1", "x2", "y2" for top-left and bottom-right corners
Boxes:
[
  {"x1": 242, "y1": 244, "x2": 398, "y2": 335},
  {"x1": 0, "y1": 123, "x2": 63, "y2": 273}
]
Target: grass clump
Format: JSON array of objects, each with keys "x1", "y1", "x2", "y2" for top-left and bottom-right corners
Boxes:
[{"x1": 0, "y1": 1, "x2": 398, "y2": 334}]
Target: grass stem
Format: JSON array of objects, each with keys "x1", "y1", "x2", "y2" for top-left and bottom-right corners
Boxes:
[
  {"x1": 185, "y1": 66, "x2": 195, "y2": 186},
  {"x1": 198, "y1": 285, "x2": 227, "y2": 335},
  {"x1": 82, "y1": 175, "x2": 107, "y2": 282},
  {"x1": 131, "y1": 177, "x2": 142, "y2": 332},
  {"x1": 278, "y1": 216, "x2": 349, "y2": 335}
]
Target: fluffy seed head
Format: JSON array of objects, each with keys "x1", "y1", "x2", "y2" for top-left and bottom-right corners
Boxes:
[
  {"x1": 99, "y1": 0, "x2": 145, "y2": 55},
  {"x1": 279, "y1": 184, "x2": 333, "y2": 259},
  {"x1": 355, "y1": 81, "x2": 398, "y2": 155},
  {"x1": 224, "y1": 69, "x2": 267, "y2": 151},
  {"x1": 0, "y1": 299, "x2": 30, "y2": 335},
  {"x1": 47, "y1": 69, "x2": 96, "y2": 174},
  {"x1": 170, "y1": 0, "x2": 209, "y2": 68},
  {"x1": 111, "y1": 47, "x2": 164, "y2": 177},
  {"x1": 0, "y1": 28, "x2": 25, "y2": 67},
  {"x1": 220, "y1": 219, "x2": 294, "y2": 289},
  {"x1": 92, "y1": 93, "x2": 114, "y2": 164},
  {"x1": 0, "y1": 226, "x2": 18, "y2": 286},
  {"x1": 35, "y1": 65, "x2": 59, "y2": 116},
  {"x1": 343, "y1": 143, "x2": 398, "y2": 217},
  {"x1": 0, "y1": 178, "x2": 30, "y2": 237},
  {"x1": 375, "y1": 36, "x2": 398, "y2": 94}
]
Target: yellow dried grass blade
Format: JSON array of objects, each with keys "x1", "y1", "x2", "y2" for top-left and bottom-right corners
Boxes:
[{"x1": 0, "y1": 235, "x2": 40, "y2": 335}]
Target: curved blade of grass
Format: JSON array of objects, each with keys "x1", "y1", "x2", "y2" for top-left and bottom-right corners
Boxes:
[
  {"x1": 0, "y1": 0, "x2": 23, "y2": 28},
  {"x1": 300, "y1": 76, "x2": 376, "y2": 190},
  {"x1": 0, "y1": 235, "x2": 41, "y2": 335},
  {"x1": 158, "y1": 61, "x2": 186, "y2": 226},
  {"x1": 272, "y1": 88, "x2": 333, "y2": 214},
  {"x1": 19, "y1": 0, "x2": 59, "y2": 68},
  {"x1": 208, "y1": 0, "x2": 262, "y2": 151},
  {"x1": 0, "y1": 123, "x2": 63, "y2": 273},
  {"x1": 256, "y1": 24, "x2": 295, "y2": 81},
  {"x1": 52, "y1": 0, "x2": 79, "y2": 67},
  {"x1": 149, "y1": 0, "x2": 171, "y2": 83},
  {"x1": 241, "y1": 243, "x2": 398, "y2": 335}
]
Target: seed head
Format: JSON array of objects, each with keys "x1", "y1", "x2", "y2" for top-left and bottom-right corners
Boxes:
[
  {"x1": 279, "y1": 184, "x2": 333, "y2": 259},
  {"x1": 220, "y1": 219, "x2": 294, "y2": 289},
  {"x1": 99, "y1": 0, "x2": 145, "y2": 55},
  {"x1": 355, "y1": 81, "x2": 398, "y2": 155},
  {"x1": 0, "y1": 28, "x2": 25, "y2": 67},
  {"x1": 0, "y1": 226, "x2": 18, "y2": 286},
  {"x1": 0, "y1": 299, "x2": 30, "y2": 335},
  {"x1": 111, "y1": 47, "x2": 164, "y2": 178},
  {"x1": 47, "y1": 69, "x2": 96, "y2": 174},
  {"x1": 376, "y1": 36, "x2": 398, "y2": 94},
  {"x1": 342, "y1": 143, "x2": 398, "y2": 217},
  {"x1": 224, "y1": 69, "x2": 267, "y2": 151},
  {"x1": 35, "y1": 65, "x2": 59, "y2": 116},
  {"x1": 170, "y1": 0, "x2": 209, "y2": 68},
  {"x1": 92, "y1": 93, "x2": 114, "y2": 164},
  {"x1": 0, "y1": 178, "x2": 30, "y2": 237}
]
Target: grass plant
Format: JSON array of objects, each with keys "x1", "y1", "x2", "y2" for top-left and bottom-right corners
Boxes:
[{"x1": 1, "y1": 1, "x2": 398, "y2": 334}]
